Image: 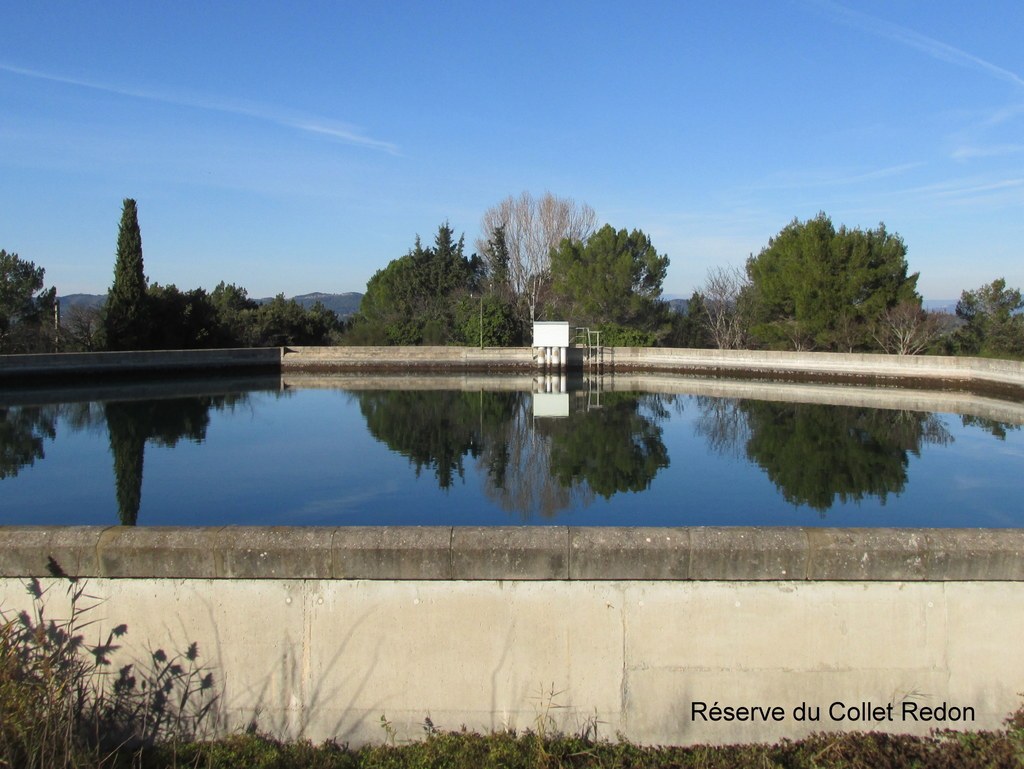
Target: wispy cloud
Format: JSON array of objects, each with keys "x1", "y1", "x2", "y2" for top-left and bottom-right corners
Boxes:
[
  {"x1": 929, "y1": 178, "x2": 1024, "y2": 198},
  {"x1": 891, "y1": 175, "x2": 1024, "y2": 206},
  {"x1": 981, "y1": 103, "x2": 1024, "y2": 127},
  {"x1": 796, "y1": 163, "x2": 924, "y2": 188},
  {"x1": 809, "y1": 0, "x2": 1024, "y2": 90},
  {"x1": 951, "y1": 144, "x2": 1024, "y2": 161},
  {"x1": 743, "y1": 162, "x2": 923, "y2": 194},
  {"x1": 0, "y1": 62, "x2": 400, "y2": 155}
]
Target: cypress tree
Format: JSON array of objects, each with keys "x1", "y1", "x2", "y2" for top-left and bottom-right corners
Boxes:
[
  {"x1": 103, "y1": 198, "x2": 150, "y2": 350},
  {"x1": 105, "y1": 401, "x2": 145, "y2": 525}
]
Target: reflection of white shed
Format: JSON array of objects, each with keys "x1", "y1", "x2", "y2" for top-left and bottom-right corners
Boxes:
[
  {"x1": 533, "y1": 321, "x2": 570, "y2": 371},
  {"x1": 532, "y1": 392, "x2": 570, "y2": 418}
]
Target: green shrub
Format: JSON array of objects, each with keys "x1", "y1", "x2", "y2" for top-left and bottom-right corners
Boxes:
[{"x1": 597, "y1": 322, "x2": 656, "y2": 347}]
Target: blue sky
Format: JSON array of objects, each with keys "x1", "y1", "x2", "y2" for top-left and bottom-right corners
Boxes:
[{"x1": 1, "y1": 1, "x2": 1021, "y2": 301}]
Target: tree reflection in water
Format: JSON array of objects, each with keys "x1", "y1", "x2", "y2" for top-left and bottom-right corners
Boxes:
[
  {"x1": 479, "y1": 394, "x2": 593, "y2": 519},
  {"x1": 693, "y1": 396, "x2": 750, "y2": 460},
  {"x1": 543, "y1": 393, "x2": 670, "y2": 498},
  {"x1": 695, "y1": 397, "x2": 954, "y2": 512},
  {"x1": 0, "y1": 406, "x2": 58, "y2": 480},
  {"x1": 0, "y1": 402, "x2": 109, "y2": 481},
  {"x1": 104, "y1": 394, "x2": 251, "y2": 525},
  {"x1": 960, "y1": 414, "x2": 1022, "y2": 441},
  {"x1": 358, "y1": 390, "x2": 506, "y2": 489},
  {"x1": 358, "y1": 389, "x2": 672, "y2": 520},
  {"x1": 3, "y1": 385, "x2": 1021, "y2": 524}
]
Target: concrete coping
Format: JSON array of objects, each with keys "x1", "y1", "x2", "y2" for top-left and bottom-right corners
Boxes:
[
  {"x1": 4, "y1": 347, "x2": 1023, "y2": 399},
  {"x1": 1, "y1": 526, "x2": 1022, "y2": 582}
]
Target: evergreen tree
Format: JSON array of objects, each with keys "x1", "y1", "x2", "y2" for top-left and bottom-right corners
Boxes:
[
  {"x1": 485, "y1": 225, "x2": 512, "y2": 302},
  {"x1": 456, "y1": 224, "x2": 524, "y2": 346},
  {"x1": 0, "y1": 249, "x2": 57, "y2": 353},
  {"x1": 549, "y1": 224, "x2": 670, "y2": 331},
  {"x1": 103, "y1": 198, "x2": 150, "y2": 350},
  {"x1": 744, "y1": 213, "x2": 920, "y2": 351},
  {"x1": 952, "y1": 278, "x2": 1024, "y2": 357},
  {"x1": 352, "y1": 222, "x2": 483, "y2": 345},
  {"x1": 666, "y1": 291, "x2": 713, "y2": 348}
]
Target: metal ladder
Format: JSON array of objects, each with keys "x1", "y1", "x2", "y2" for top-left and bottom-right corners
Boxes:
[{"x1": 574, "y1": 327, "x2": 604, "y2": 376}]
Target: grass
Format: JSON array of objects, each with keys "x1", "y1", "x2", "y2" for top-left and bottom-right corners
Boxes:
[{"x1": 142, "y1": 720, "x2": 1024, "y2": 769}]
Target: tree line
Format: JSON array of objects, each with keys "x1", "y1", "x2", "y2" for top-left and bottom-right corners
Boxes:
[
  {"x1": 688, "y1": 212, "x2": 1023, "y2": 358},
  {"x1": 349, "y1": 193, "x2": 684, "y2": 347},
  {"x1": 1, "y1": 199, "x2": 346, "y2": 354},
  {"x1": 349, "y1": 197, "x2": 1023, "y2": 356},
  {"x1": 1, "y1": 197, "x2": 1021, "y2": 357}
]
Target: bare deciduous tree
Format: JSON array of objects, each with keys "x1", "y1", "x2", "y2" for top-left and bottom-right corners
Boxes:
[
  {"x1": 871, "y1": 302, "x2": 954, "y2": 355},
  {"x1": 693, "y1": 396, "x2": 751, "y2": 459},
  {"x1": 62, "y1": 304, "x2": 104, "y2": 351},
  {"x1": 784, "y1": 319, "x2": 816, "y2": 351},
  {"x1": 700, "y1": 265, "x2": 749, "y2": 349},
  {"x1": 479, "y1": 396, "x2": 593, "y2": 518},
  {"x1": 477, "y1": 191, "x2": 596, "y2": 325}
]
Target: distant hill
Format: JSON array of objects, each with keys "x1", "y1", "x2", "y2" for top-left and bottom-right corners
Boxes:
[
  {"x1": 60, "y1": 293, "x2": 106, "y2": 311},
  {"x1": 57, "y1": 291, "x2": 365, "y2": 319},
  {"x1": 255, "y1": 292, "x2": 363, "y2": 318},
  {"x1": 667, "y1": 298, "x2": 690, "y2": 314},
  {"x1": 923, "y1": 299, "x2": 957, "y2": 314}
]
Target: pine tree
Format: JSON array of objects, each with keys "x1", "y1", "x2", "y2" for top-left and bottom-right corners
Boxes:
[
  {"x1": 744, "y1": 213, "x2": 920, "y2": 351},
  {"x1": 103, "y1": 198, "x2": 150, "y2": 350}
]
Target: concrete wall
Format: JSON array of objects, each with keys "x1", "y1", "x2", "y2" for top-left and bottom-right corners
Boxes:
[
  {"x1": 4, "y1": 346, "x2": 1022, "y2": 396},
  {"x1": 2, "y1": 526, "x2": 1023, "y2": 746},
  {"x1": 604, "y1": 347, "x2": 1024, "y2": 392},
  {"x1": 281, "y1": 346, "x2": 1024, "y2": 395},
  {"x1": 282, "y1": 345, "x2": 534, "y2": 371},
  {"x1": 0, "y1": 347, "x2": 281, "y2": 381}
]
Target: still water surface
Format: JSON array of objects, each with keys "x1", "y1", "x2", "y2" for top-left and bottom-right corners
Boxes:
[{"x1": 1, "y1": 375, "x2": 1022, "y2": 527}]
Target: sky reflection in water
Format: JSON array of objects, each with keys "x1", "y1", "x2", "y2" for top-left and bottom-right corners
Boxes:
[{"x1": 1, "y1": 377, "x2": 1021, "y2": 527}]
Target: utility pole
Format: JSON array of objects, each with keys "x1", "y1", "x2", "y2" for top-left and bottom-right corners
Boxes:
[{"x1": 54, "y1": 296, "x2": 61, "y2": 352}]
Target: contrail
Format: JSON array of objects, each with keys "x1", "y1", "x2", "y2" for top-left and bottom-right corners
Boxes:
[
  {"x1": 0, "y1": 61, "x2": 400, "y2": 155},
  {"x1": 808, "y1": 0, "x2": 1024, "y2": 90}
]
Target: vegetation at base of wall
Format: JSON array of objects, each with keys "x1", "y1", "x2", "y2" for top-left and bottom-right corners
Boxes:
[
  {"x1": 125, "y1": 714, "x2": 1024, "y2": 769},
  {"x1": 4, "y1": 671, "x2": 1024, "y2": 769},
  {"x1": 0, "y1": 571, "x2": 217, "y2": 769}
]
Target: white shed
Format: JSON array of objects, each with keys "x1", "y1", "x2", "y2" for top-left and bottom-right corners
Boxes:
[
  {"x1": 532, "y1": 321, "x2": 570, "y2": 348},
  {"x1": 532, "y1": 321, "x2": 570, "y2": 371}
]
